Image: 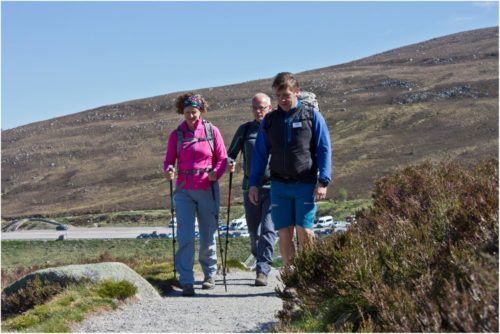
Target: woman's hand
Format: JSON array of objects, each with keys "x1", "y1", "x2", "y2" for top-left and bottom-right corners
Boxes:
[
  {"x1": 208, "y1": 169, "x2": 217, "y2": 181},
  {"x1": 165, "y1": 165, "x2": 175, "y2": 181}
]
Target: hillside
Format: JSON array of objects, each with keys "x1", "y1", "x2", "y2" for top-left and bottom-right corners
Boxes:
[{"x1": 1, "y1": 27, "x2": 498, "y2": 218}]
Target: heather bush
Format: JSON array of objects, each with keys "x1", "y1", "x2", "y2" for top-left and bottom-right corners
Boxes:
[
  {"x1": 277, "y1": 159, "x2": 498, "y2": 332},
  {"x1": 1, "y1": 276, "x2": 65, "y2": 316}
]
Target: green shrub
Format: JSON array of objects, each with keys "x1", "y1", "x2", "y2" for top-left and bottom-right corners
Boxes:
[
  {"x1": 277, "y1": 159, "x2": 498, "y2": 332},
  {"x1": 95, "y1": 280, "x2": 137, "y2": 300},
  {"x1": 338, "y1": 188, "x2": 348, "y2": 202}
]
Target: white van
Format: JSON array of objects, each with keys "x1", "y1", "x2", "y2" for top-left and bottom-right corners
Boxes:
[{"x1": 316, "y1": 215, "x2": 334, "y2": 228}]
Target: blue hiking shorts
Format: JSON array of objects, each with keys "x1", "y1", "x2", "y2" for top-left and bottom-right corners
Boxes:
[{"x1": 270, "y1": 181, "x2": 316, "y2": 230}]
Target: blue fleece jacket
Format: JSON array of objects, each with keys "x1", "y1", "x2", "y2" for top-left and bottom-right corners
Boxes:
[{"x1": 249, "y1": 100, "x2": 332, "y2": 187}]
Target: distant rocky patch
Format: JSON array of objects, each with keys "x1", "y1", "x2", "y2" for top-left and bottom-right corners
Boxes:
[
  {"x1": 393, "y1": 84, "x2": 482, "y2": 104},
  {"x1": 380, "y1": 79, "x2": 417, "y2": 89}
]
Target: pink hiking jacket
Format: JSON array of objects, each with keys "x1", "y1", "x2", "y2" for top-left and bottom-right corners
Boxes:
[{"x1": 164, "y1": 118, "x2": 228, "y2": 190}]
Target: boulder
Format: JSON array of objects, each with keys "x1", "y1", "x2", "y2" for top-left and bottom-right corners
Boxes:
[{"x1": 2, "y1": 262, "x2": 160, "y2": 300}]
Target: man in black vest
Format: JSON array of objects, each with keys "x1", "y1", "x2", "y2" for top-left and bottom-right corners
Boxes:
[
  {"x1": 227, "y1": 93, "x2": 276, "y2": 286},
  {"x1": 249, "y1": 72, "x2": 332, "y2": 267}
]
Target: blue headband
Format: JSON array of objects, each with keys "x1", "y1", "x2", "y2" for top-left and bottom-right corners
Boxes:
[{"x1": 182, "y1": 95, "x2": 204, "y2": 109}]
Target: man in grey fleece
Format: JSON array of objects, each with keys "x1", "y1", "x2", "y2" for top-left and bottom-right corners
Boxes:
[{"x1": 227, "y1": 92, "x2": 276, "y2": 286}]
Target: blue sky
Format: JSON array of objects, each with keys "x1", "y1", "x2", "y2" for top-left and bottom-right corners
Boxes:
[{"x1": 2, "y1": 1, "x2": 498, "y2": 129}]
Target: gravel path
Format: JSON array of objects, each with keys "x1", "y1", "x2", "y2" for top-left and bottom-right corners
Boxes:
[{"x1": 73, "y1": 269, "x2": 284, "y2": 333}]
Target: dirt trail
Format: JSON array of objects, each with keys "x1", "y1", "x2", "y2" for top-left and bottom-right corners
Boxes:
[{"x1": 73, "y1": 269, "x2": 283, "y2": 333}]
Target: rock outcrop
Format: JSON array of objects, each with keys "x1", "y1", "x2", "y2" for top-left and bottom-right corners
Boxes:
[{"x1": 2, "y1": 262, "x2": 160, "y2": 300}]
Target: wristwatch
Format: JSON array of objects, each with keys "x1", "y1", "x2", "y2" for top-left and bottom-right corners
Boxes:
[{"x1": 318, "y1": 180, "x2": 329, "y2": 187}]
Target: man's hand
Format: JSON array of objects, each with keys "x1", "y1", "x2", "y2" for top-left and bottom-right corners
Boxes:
[
  {"x1": 165, "y1": 165, "x2": 175, "y2": 181},
  {"x1": 249, "y1": 186, "x2": 259, "y2": 206},
  {"x1": 229, "y1": 161, "x2": 236, "y2": 173},
  {"x1": 315, "y1": 185, "x2": 328, "y2": 201}
]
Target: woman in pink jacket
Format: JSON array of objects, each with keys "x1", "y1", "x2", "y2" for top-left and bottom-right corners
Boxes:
[{"x1": 164, "y1": 93, "x2": 228, "y2": 296}]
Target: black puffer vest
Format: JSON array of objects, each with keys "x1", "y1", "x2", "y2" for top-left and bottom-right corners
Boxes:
[{"x1": 262, "y1": 103, "x2": 317, "y2": 183}]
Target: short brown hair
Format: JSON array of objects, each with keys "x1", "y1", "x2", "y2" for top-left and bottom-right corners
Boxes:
[
  {"x1": 174, "y1": 92, "x2": 209, "y2": 114},
  {"x1": 272, "y1": 72, "x2": 300, "y2": 91}
]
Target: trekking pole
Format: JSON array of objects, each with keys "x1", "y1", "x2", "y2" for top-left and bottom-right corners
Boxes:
[
  {"x1": 167, "y1": 165, "x2": 177, "y2": 280},
  {"x1": 295, "y1": 226, "x2": 300, "y2": 250},
  {"x1": 223, "y1": 164, "x2": 234, "y2": 292},
  {"x1": 208, "y1": 168, "x2": 227, "y2": 291}
]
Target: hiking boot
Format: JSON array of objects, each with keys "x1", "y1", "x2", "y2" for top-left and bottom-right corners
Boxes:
[
  {"x1": 182, "y1": 284, "x2": 195, "y2": 296},
  {"x1": 255, "y1": 272, "x2": 268, "y2": 286},
  {"x1": 202, "y1": 277, "x2": 215, "y2": 290}
]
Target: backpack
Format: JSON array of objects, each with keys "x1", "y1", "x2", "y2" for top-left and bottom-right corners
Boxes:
[
  {"x1": 176, "y1": 119, "x2": 214, "y2": 157},
  {"x1": 298, "y1": 91, "x2": 319, "y2": 110}
]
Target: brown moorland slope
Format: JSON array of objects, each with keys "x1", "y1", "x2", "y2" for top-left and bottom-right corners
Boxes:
[{"x1": 1, "y1": 27, "x2": 498, "y2": 218}]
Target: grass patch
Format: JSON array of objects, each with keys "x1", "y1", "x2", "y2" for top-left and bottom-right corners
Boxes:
[
  {"x1": 96, "y1": 279, "x2": 137, "y2": 300},
  {"x1": 316, "y1": 199, "x2": 372, "y2": 220},
  {"x1": 2, "y1": 280, "x2": 136, "y2": 333},
  {"x1": 225, "y1": 258, "x2": 248, "y2": 271},
  {"x1": 2, "y1": 238, "x2": 256, "y2": 288}
]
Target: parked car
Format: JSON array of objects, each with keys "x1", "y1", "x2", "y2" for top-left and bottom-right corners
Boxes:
[
  {"x1": 230, "y1": 232, "x2": 242, "y2": 238},
  {"x1": 334, "y1": 226, "x2": 349, "y2": 234},
  {"x1": 322, "y1": 228, "x2": 333, "y2": 236},
  {"x1": 316, "y1": 215, "x2": 334, "y2": 228},
  {"x1": 168, "y1": 218, "x2": 177, "y2": 228},
  {"x1": 56, "y1": 224, "x2": 68, "y2": 231},
  {"x1": 239, "y1": 231, "x2": 250, "y2": 238},
  {"x1": 229, "y1": 215, "x2": 247, "y2": 230},
  {"x1": 158, "y1": 233, "x2": 174, "y2": 239},
  {"x1": 334, "y1": 221, "x2": 351, "y2": 228},
  {"x1": 345, "y1": 215, "x2": 357, "y2": 223},
  {"x1": 218, "y1": 225, "x2": 230, "y2": 231},
  {"x1": 136, "y1": 233, "x2": 151, "y2": 239}
]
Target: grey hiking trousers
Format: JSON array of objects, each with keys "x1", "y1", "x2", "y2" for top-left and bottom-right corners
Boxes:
[
  {"x1": 243, "y1": 187, "x2": 276, "y2": 275},
  {"x1": 174, "y1": 184, "x2": 219, "y2": 286}
]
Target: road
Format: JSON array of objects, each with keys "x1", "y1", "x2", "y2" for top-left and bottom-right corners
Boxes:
[
  {"x1": 1, "y1": 225, "x2": 343, "y2": 241},
  {"x1": 0, "y1": 226, "x2": 174, "y2": 240}
]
